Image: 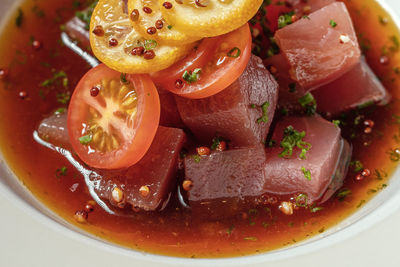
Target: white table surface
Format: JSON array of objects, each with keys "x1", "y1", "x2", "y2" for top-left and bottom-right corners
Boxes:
[{"x1": 2, "y1": 0, "x2": 400, "y2": 266}]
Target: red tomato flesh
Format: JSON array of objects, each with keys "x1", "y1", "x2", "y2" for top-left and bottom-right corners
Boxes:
[{"x1": 68, "y1": 64, "x2": 160, "y2": 169}]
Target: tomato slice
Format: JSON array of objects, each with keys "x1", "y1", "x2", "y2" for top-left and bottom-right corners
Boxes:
[
  {"x1": 68, "y1": 64, "x2": 160, "y2": 169},
  {"x1": 151, "y1": 24, "x2": 252, "y2": 99}
]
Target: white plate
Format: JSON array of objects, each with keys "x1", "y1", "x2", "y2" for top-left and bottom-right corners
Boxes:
[{"x1": 1, "y1": 0, "x2": 400, "y2": 266}]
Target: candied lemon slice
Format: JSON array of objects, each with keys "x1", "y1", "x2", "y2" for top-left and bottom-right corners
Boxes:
[
  {"x1": 128, "y1": 0, "x2": 201, "y2": 45},
  {"x1": 90, "y1": 0, "x2": 195, "y2": 73},
  {"x1": 159, "y1": 0, "x2": 263, "y2": 38}
]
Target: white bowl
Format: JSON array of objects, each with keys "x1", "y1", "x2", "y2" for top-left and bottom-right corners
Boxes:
[{"x1": 1, "y1": 0, "x2": 400, "y2": 266}]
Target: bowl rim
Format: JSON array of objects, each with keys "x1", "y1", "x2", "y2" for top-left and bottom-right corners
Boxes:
[{"x1": 1, "y1": 0, "x2": 400, "y2": 265}]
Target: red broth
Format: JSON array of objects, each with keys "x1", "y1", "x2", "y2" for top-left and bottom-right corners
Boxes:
[{"x1": 0, "y1": 0, "x2": 400, "y2": 258}]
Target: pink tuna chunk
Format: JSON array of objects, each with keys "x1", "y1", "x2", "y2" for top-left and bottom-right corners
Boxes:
[
  {"x1": 38, "y1": 110, "x2": 71, "y2": 149},
  {"x1": 184, "y1": 146, "x2": 267, "y2": 218},
  {"x1": 264, "y1": 116, "x2": 351, "y2": 203},
  {"x1": 158, "y1": 88, "x2": 185, "y2": 128},
  {"x1": 313, "y1": 57, "x2": 391, "y2": 115},
  {"x1": 176, "y1": 55, "x2": 278, "y2": 147},
  {"x1": 95, "y1": 126, "x2": 186, "y2": 211},
  {"x1": 275, "y1": 2, "x2": 361, "y2": 90},
  {"x1": 264, "y1": 54, "x2": 305, "y2": 110},
  {"x1": 36, "y1": 116, "x2": 186, "y2": 211}
]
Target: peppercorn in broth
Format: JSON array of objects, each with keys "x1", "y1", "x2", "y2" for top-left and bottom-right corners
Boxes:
[{"x1": 0, "y1": 0, "x2": 400, "y2": 258}]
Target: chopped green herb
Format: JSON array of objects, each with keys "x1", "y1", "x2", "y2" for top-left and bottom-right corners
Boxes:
[
  {"x1": 295, "y1": 193, "x2": 308, "y2": 207},
  {"x1": 298, "y1": 93, "x2": 317, "y2": 116},
  {"x1": 243, "y1": 236, "x2": 257, "y2": 241},
  {"x1": 193, "y1": 155, "x2": 201, "y2": 163},
  {"x1": 387, "y1": 148, "x2": 400, "y2": 162},
  {"x1": 56, "y1": 92, "x2": 71, "y2": 104},
  {"x1": 56, "y1": 166, "x2": 68, "y2": 178},
  {"x1": 182, "y1": 68, "x2": 202, "y2": 84},
  {"x1": 374, "y1": 169, "x2": 387, "y2": 180},
  {"x1": 79, "y1": 134, "x2": 92, "y2": 145},
  {"x1": 310, "y1": 206, "x2": 323, "y2": 213},
  {"x1": 357, "y1": 200, "x2": 366, "y2": 208},
  {"x1": 288, "y1": 222, "x2": 294, "y2": 227},
  {"x1": 72, "y1": 0, "x2": 81, "y2": 8},
  {"x1": 144, "y1": 39, "x2": 158, "y2": 51},
  {"x1": 318, "y1": 227, "x2": 325, "y2": 233},
  {"x1": 337, "y1": 188, "x2": 352, "y2": 200},
  {"x1": 256, "y1": 102, "x2": 270, "y2": 124},
  {"x1": 54, "y1": 107, "x2": 67, "y2": 114},
  {"x1": 332, "y1": 120, "x2": 341, "y2": 128},
  {"x1": 41, "y1": 71, "x2": 68, "y2": 87},
  {"x1": 167, "y1": 25, "x2": 173, "y2": 29},
  {"x1": 301, "y1": 167, "x2": 311, "y2": 181},
  {"x1": 120, "y1": 73, "x2": 129, "y2": 84},
  {"x1": 329, "y1": 20, "x2": 337, "y2": 28},
  {"x1": 75, "y1": 1, "x2": 98, "y2": 30},
  {"x1": 357, "y1": 100, "x2": 374, "y2": 109},
  {"x1": 250, "y1": 104, "x2": 257, "y2": 109},
  {"x1": 279, "y1": 126, "x2": 312, "y2": 159},
  {"x1": 278, "y1": 11, "x2": 295, "y2": 29},
  {"x1": 350, "y1": 160, "x2": 364, "y2": 173},
  {"x1": 179, "y1": 148, "x2": 188, "y2": 159},
  {"x1": 16, "y1": 8, "x2": 24, "y2": 27},
  {"x1": 227, "y1": 47, "x2": 241, "y2": 58},
  {"x1": 302, "y1": 15, "x2": 310, "y2": 20}
]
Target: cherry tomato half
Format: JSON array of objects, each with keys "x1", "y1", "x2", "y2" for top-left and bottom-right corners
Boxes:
[
  {"x1": 68, "y1": 64, "x2": 160, "y2": 169},
  {"x1": 151, "y1": 23, "x2": 252, "y2": 99}
]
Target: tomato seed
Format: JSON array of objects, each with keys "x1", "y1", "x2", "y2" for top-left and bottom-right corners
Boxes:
[
  {"x1": 130, "y1": 9, "x2": 139, "y2": 21},
  {"x1": 131, "y1": 46, "x2": 145, "y2": 56},
  {"x1": 109, "y1": 38, "x2": 118, "y2": 47},
  {"x1": 163, "y1": 2, "x2": 173, "y2": 9},
  {"x1": 0, "y1": 68, "x2": 9, "y2": 80},
  {"x1": 155, "y1": 20, "x2": 164, "y2": 29},
  {"x1": 147, "y1": 27, "x2": 157, "y2": 35},
  {"x1": 144, "y1": 50, "x2": 155, "y2": 60},
  {"x1": 90, "y1": 86, "x2": 100, "y2": 97},
  {"x1": 92, "y1": 25, "x2": 104, "y2": 37},
  {"x1": 18, "y1": 91, "x2": 28, "y2": 99},
  {"x1": 143, "y1": 6, "x2": 152, "y2": 14}
]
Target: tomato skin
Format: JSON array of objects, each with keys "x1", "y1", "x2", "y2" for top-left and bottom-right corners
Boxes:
[
  {"x1": 151, "y1": 24, "x2": 252, "y2": 99},
  {"x1": 68, "y1": 64, "x2": 160, "y2": 169}
]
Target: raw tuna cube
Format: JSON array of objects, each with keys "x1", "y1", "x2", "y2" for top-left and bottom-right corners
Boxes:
[
  {"x1": 158, "y1": 88, "x2": 185, "y2": 128},
  {"x1": 313, "y1": 57, "x2": 391, "y2": 115},
  {"x1": 175, "y1": 55, "x2": 278, "y2": 147},
  {"x1": 35, "y1": 116, "x2": 186, "y2": 211},
  {"x1": 65, "y1": 15, "x2": 90, "y2": 49},
  {"x1": 264, "y1": 54, "x2": 305, "y2": 110},
  {"x1": 184, "y1": 146, "x2": 267, "y2": 218},
  {"x1": 264, "y1": 116, "x2": 351, "y2": 203},
  {"x1": 92, "y1": 126, "x2": 186, "y2": 211},
  {"x1": 37, "y1": 110, "x2": 70, "y2": 149},
  {"x1": 275, "y1": 2, "x2": 361, "y2": 90}
]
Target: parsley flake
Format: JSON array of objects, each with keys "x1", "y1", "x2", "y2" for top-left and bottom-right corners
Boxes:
[
  {"x1": 279, "y1": 126, "x2": 312, "y2": 159},
  {"x1": 301, "y1": 167, "x2": 311, "y2": 181},
  {"x1": 256, "y1": 101, "x2": 270, "y2": 124},
  {"x1": 329, "y1": 20, "x2": 337, "y2": 28},
  {"x1": 182, "y1": 68, "x2": 202, "y2": 84},
  {"x1": 79, "y1": 134, "x2": 92, "y2": 145},
  {"x1": 298, "y1": 93, "x2": 317, "y2": 115}
]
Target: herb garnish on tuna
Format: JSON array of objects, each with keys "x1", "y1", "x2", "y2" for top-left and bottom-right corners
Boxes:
[{"x1": 279, "y1": 126, "x2": 311, "y2": 159}]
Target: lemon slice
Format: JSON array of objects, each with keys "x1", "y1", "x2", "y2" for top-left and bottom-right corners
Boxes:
[
  {"x1": 128, "y1": 0, "x2": 201, "y2": 45},
  {"x1": 90, "y1": 0, "x2": 195, "y2": 74},
  {"x1": 159, "y1": 0, "x2": 263, "y2": 38}
]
